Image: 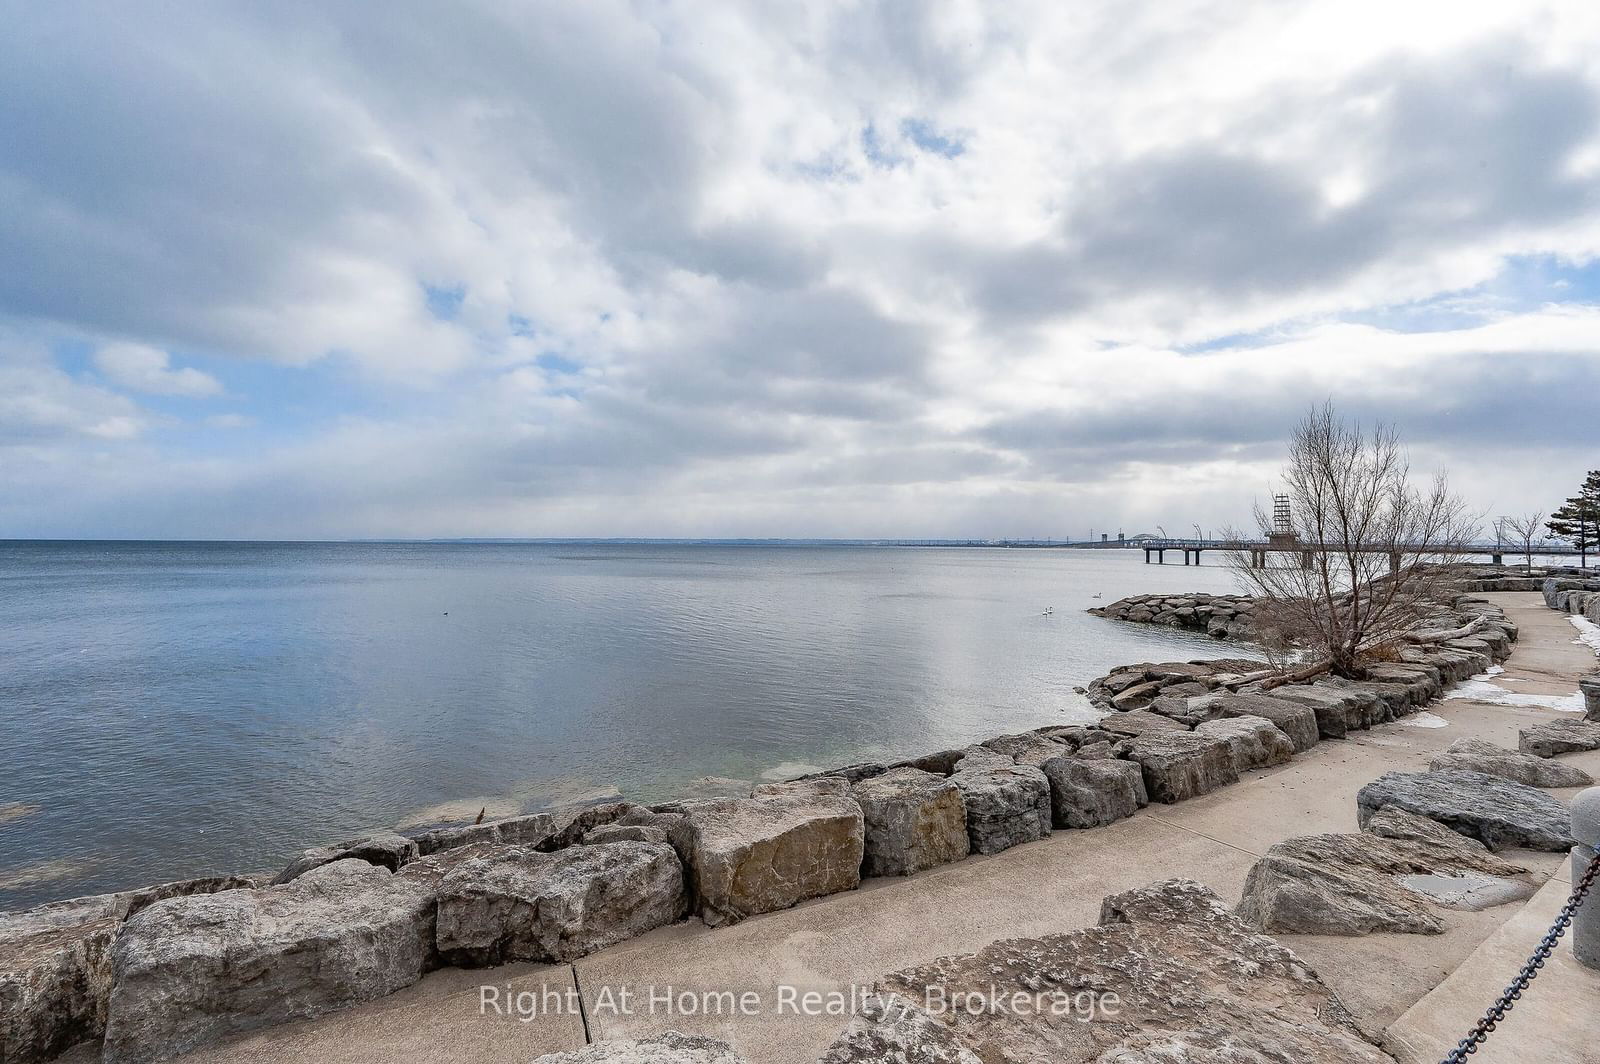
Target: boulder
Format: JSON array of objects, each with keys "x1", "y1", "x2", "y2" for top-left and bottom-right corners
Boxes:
[
  {"x1": 1, "y1": 914, "x2": 116, "y2": 1063},
  {"x1": 1194, "y1": 690, "x2": 1320, "y2": 753},
  {"x1": 1545, "y1": 576, "x2": 1587, "y2": 608},
  {"x1": 270, "y1": 830, "x2": 418, "y2": 884},
  {"x1": 1317, "y1": 676, "x2": 1410, "y2": 720},
  {"x1": 1364, "y1": 804, "x2": 1492, "y2": 852},
  {"x1": 410, "y1": 801, "x2": 635, "y2": 857},
  {"x1": 669, "y1": 784, "x2": 864, "y2": 926},
  {"x1": 1194, "y1": 715, "x2": 1295, "y2": 773},
  {"x1": 1096, "y1": 709, "x2": 1188, "y2": 738},
  {"x1": 1109, "y1": 680, "x2": 1165, "y2": 710},
  {"x1": 980, "y1": 732, "x2": 1068, "y2": 761},
  {"x1": 1430, "y1": 737, "x2": 1594, "y2": 788},
  {"x1": 1121, "y1": 732, "x2": 1239, "y2": 803},
  {"x1": 851, "y1": 767, "x2": 969, "y2": 877},
  {"x1": 824, "y1": 879, "x2": 1391, "y2": 1062},
  {"x1": 0, "y1": 875, "x2": 261, "y2": 1063},
  {"x1": 1036, "y1": 756, "x2": 1147, "y2": 828},
  {"x1": 1271, "y1": 684, "x2": 1382, "y2": 738},
  {"x1": 435, "y1": 842, "x2": 686, "y2": 966},
  {"x1": 1519, "y1": 718, "x2": 1600, "y2": 758},
  {"x1": 819, "y1": 993, "x2": 982, "y2": 1063},
  {"x1": 533, "y1": 1030, "x2": 749, "y2": 1063},
  {"x1": 1363, "y1": 662, "x2": 1442, "y2": 705},
  {"x1": 950, "y1": 761, "x2": 1052, "y2": 855},
  {"x1": 103, "y1": 861, "x2": 435, "y2": 1064},
  {"x1": 1356, "y1": 770, "x2": 1572, "y2": 851},
  {"x1": 792, "y1": 763, "x2": 888, "y2": 785},
  {"x1": 1582, "y1": 674, "x2": 1600, "y2": 722},
  {"x1": 581, "y1": 823, "x2": 671, "y2": 845},
  {"x1": 1236, "y1": 829, "x2": 1531, "y2": 936}
]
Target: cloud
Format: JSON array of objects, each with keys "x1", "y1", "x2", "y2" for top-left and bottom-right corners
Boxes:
[
  {"x1": 1, "y1": 2, "x2": 1598, "y2": 537},
  {"x1": 93, "y1": 344, "x2": 223, "y2": 398}
]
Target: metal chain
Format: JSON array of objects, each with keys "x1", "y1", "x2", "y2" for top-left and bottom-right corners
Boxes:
[{"x1": 1440, "y1": 848, "x2": 1600, "y2": 1063}]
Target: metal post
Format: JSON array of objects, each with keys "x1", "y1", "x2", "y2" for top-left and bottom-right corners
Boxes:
[{"x1": 1574, "y1": 787, "x2": 1600, "y2": 969}]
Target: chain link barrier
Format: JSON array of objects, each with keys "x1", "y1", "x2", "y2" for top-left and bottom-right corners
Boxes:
[{"x1": 1440, "y1": 848, "x2": 1600, "y2": 1063}]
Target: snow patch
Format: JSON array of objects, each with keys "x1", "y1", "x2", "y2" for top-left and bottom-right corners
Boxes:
[
  {"x1": 1444, "y1": 678, "x2": 1585, "y2": 713},
  {"x1": 1484, "y1": 664, "x2": 1504, "y2": 676},
  {"x1": 1402, "y1": 711, "x2": 1449, "y2": 729},
  {"x1": 1571, "y1": 616, "x2": 1600, "y2": 656}
]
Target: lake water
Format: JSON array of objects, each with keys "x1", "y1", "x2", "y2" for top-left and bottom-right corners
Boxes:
[{"x1": 0, "y1": 541, "x2": 1256, "y2": 909}]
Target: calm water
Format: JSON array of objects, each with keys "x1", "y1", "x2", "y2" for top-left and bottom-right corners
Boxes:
[{"x1": 0, "y1": 541, "x2": 1255, "y2": 909}]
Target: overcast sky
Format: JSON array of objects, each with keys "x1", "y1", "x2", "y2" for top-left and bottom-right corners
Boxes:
[{"x1": 3, "y1": 2, "x2": 1599, "y2": 540}]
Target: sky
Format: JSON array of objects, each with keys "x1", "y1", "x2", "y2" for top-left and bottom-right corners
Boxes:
[{"x1": 3, "y1": 1, "x2": 1599, "y2": 541}]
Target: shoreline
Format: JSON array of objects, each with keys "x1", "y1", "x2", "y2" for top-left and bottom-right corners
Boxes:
[{"x1": 12, "y1": 574, "x2": 1596, "y2": 1062}]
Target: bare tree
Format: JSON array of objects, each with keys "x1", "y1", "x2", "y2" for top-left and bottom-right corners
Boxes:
[
  {"x1": 1224, "y1": 402, "x2": 1477, "y2": 681},
  {"x1": 1497, "y1": 512, "x2": 1545, "y2": 574}
]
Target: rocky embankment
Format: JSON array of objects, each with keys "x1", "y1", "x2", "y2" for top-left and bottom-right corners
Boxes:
[
  {"x1": 1087, "y1": 591, "x2": 1255, "y2": 639},
  {"x1": 1544, "y1": 572, "x2": 1600, "y2": 624},
  {"x1": 3, "y1": 594, "x2": 1523, "y2": 1064}
]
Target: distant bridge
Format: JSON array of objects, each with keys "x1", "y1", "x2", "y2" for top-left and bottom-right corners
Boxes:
[{"x1": 1131, "y1": 536, "x2": 1588, "y2": 570}]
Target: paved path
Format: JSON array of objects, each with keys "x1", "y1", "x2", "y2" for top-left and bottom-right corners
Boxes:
[{"x1": 163, "y1": 592, "x2": 1599, "y2": 1064}]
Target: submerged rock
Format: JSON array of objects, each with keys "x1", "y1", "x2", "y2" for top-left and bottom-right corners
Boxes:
[
  {"x1": 822, "y1": 879, "x2": 1390, "y2": 1062},
  {"x1": 852, "y1": 767, "x2": 969, "y2": 877},
  {"x1": 1356, "y1": 770, "x2": 1573, "y2": 851},
  {"x1": 1430, "y1": 737, "x2": 1594, "y2": 788},
  {"x1": 435, "y1": 842, "x2": 686, "y2": 965},
  {"x1": 103, "y1": 860, "x2": 435, "y2": 1064}
]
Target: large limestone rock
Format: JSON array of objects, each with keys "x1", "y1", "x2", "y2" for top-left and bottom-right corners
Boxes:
[
  {"x1": 435, "y1": 842, "x2": 686, "y2": 966},
  {"x1": 0, "y1": 875, "x2": 260, "y2": 1063},
  {"x1": 1192, "y1": 690, "x2": 1320, "y2": 753},
  {"x1": 1270, "y1": 684, "x2": 1383, "y2": 738},
  {"x1": 1583, "y1": 674, "x2": 1600, "y2": 721},
  {"x1": 103, "y1": 861, "x2": 435, "y2": 1064},
  {"x1": 1036, "y1": 756, "x2": 1148, "y2": 828},
  {"x1": 1430, "y1": 737, "x2": 1594, "y2": 788},
  {"x1": 851, "y1": 768, "x2": 969, "y2": 877},
  {"x1": 1356, "y1": 770, "x2": 1573, "y2": 851},
  {"x1": 979, "y1": 731, "x2": 1068, "y2": 761},
  {"x1": 1194, "y1": 714, "x2": 1295, "y2": 772},
  {"x1": 1364, "y1": 804, "x2": 1492, "y2": 851},
  {"x1": 822, "y1": 879, "x2": 1391, "y2": 1063},
  {"x1": 1, "y1": 912, "x2": 116, "y2": 1063},
  {"x1": 1236, "y1": 829, "x2": 1532, "y2": 935},
  {"x1": 1520, "y1": 718, "x2": 1600, "y2": 758},
  {"x1": 271, "y1": 830, "x2": 418, "y2": 884},
  {"x1": 818, "y1": 994, "x2": 983, "y2": 1063},
  {"x1": 949, "y1": 757, "x2": 1052, "y2": 855},
  {"x1": 533, "y1": 1030, "x2": 749, "y2": 1062},
  {"x1": 410, "y1": 801, "x2": 635, "y2": 857},
  {"x1": 1121, "y1": 732, "x2": 1239, "y2": 803},
  {"x1": 670, "y1": 780, "x2": 864, "y2": 926},
  {"x1": 1097, "y1": 709, "x2": 1189, "y2": 738}
]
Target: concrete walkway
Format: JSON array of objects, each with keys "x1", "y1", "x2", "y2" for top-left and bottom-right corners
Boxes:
[{"x1": 163, "y1": 593, "x2": 1600, "y2": 1064}]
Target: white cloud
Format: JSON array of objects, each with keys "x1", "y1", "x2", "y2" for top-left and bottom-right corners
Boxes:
[
  {"x1": 1, "y1": 2, "x2": 1598, "y2": 537},
  {"x1": 93, "y1": 343, "x2": 223, "y2": 398}
]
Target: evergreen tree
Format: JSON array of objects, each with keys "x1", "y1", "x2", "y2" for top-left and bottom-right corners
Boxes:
[{"x1": 1547, "y1": 470, "x2": 1600, "y2": 568}]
